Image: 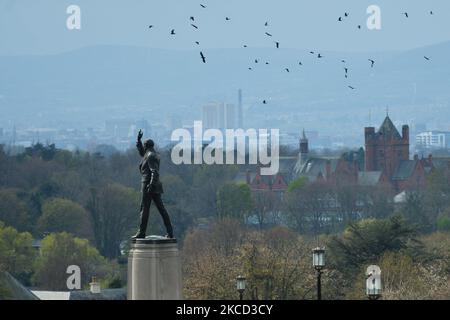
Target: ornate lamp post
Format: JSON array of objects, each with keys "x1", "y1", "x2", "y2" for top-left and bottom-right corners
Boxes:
[
  {"x1": 236, "y1": 275, "x2": 246, "y2": 300},
  {"x1": 312, "y1": 247, "x2": 325, "y2": 300},
  {"x1": 366, "y1": 265, "x2": 382, "y2": 300}
]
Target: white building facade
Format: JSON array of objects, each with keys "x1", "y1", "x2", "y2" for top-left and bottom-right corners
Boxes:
[{"x1": 416, "y1": 131, "x2": 450, "y2": 149}]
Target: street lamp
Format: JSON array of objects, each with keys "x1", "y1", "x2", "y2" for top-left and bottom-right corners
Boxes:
[
  {"x1": 366, "y1": 265, "x2": 382, "y2": 300},
  {"x1": 236, "y1": 275, "x2": 246, "y2": 300},
  {"x1": 312, "y1": 247, "x2": 325, "y2": 300}
]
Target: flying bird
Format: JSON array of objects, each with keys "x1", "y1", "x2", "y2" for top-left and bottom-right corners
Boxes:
[
  {"x1": 424, "y1": 56, "x2": 431, "y2": 61},
  {"x1": 265, "y1": 32, "x2": 273, "y2": 37},
  {"x1": 255, "y1": 59, "x2": 259, "y2": 63},
  {"x1": 368, "y1": 59, "x2": 375, "y2": 67},
  {"x1": 309, "y1": 51, "x2": 315, "y2": 54},
  {"x1": 299, "y1": 61, "x2": 303, "y2": 66},
  {"x1": 430, "y1": 11, "x2": 434, "y2": 15},
  {"x1": 190, "y1": 16, "x2": 195, "y2": 21},
  {"x1": 170, "y1": 29, "x2": 176, "y2": 35},
  {"x1": 341, "y1": 59, "x2": 346, "y2": 63},
  {"x1": 248, "y1": 67, "x2": 252, "y2": 70},
  {"x1": 358, "y1": 25, "x2": 361, "y2": 29},
  {"x1": 317, "y1": 53, "x2": 323, "y2": 58},
  {"x1": 148, "y1": 25, "x2": 154, "y2": 29},
  {"x1": 195, "y1": 41, "x2": 200, "y2": 45},
  {"x1": 338, "y1": 17, "x2": 342, "y2": 22},
  {"x1": 344, "y1": 67, "x2": 348, "y2": 74},
  {"x1": 200, "y1": 4, "x2": 206, "y2": 8},
  {"x1": 344, "y1": 12, "x2": 349, "y2": 17},
  {"x1": 285, "y1": 68, "x2": 290, "y2": 72},
  {"x1": 265, "y1": 62, "x2": 269, "y2": 65},
  {"x1": 243, "y1": 45, "x2": 248, "y2": 48},
  {"x1": 200, "y1": 51, "x2": 206, "y2": 63},
  {"x1": 348, "y1": 85, "x2": 355, "y2": 90},
  {"x1": 403, "y1": 12, "x2": 409, "y2": 18},
  {"x1": 191, "y1": 24, "x2": 198, "y2": 29},
  {"x1": 263, "y1": 100, "x2": 267, "y2": 104},
  {"x1": 275, "y1": 41, "x2": 280, "y2": 48},
  {"x1": 226, "y1": 17, "x2": 231, "y2": 21},
  {"x1": 265, "y1": 21, "x2": 269, "y2": 27}
]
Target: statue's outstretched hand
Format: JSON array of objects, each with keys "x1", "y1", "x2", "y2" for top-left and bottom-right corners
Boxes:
[{"x1": 137, "y1": 129, "x2": 143, "y2": 141}]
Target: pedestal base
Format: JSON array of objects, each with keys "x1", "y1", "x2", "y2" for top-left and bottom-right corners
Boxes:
[{"x1": 127, "y1": 235, "x2": 182, "y2": 300}]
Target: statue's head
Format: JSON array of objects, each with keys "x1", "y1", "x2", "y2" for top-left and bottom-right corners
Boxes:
[{"x1": 143, "y1": 139, "x2": 154, "y2": 151}]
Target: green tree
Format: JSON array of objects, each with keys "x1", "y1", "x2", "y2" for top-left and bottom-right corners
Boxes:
[
  {"x1": 287, "y1": 176, "x2": 308, "y2": 193},
  {"x1": 424, "y1": 167, "x2": 450, "y2": 230},
  {"x1": 284, "y1": 182, "x2": 334, "y2": 234},
  {"x1": 216, "y1": 183, "x2": 253, "y2": 220},
  {"x1": 0, "y1": 222, "x2": 36, "y2": 276},
  {"x1": 33, "y1": 232, "x2": 112, "y2": 290},
  {"x1": 87, "y1": 183, "x2": 139, "y2": 259},
  {"x1": 37, "y1": 198, "x2": 93, "y2": 240},
  {"x1": 436, "y1": 207, "x2": 450, "y2": 232},
  {"x1": 191, "y1": 164, "x2": 239, "y2": 218},
  {"x1": 0, "y1": 189, "x2": 29, "y2": 231},
  {"x1": 328, "y1": 216, "x2": 421, "y2": 274},
  {"x1": 399, "y1": 191, "x2": 430, "y2": 232}
]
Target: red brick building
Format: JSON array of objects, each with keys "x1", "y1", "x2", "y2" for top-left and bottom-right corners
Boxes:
[
  {"x1": 364, "y1": 115, "x2": 426, "y2": 191},
  {"x1": 364, "y1": 116, "x2": 410, "y2": 178}
]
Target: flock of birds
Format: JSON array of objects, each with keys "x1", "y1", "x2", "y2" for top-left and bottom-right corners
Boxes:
[{"x1": 147, "y1": 5, "x2": 437, "y2": 103}]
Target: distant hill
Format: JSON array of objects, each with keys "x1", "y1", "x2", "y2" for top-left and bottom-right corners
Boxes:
[{"x1": 0, "y1": 42, "x2": 449, "y2": 131}]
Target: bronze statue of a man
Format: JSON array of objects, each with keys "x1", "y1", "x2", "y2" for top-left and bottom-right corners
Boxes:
[{"x1": 132, "y1": 130, "x2": 174, "y2": 239}]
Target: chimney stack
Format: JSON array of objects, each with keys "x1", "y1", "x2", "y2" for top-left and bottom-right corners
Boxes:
[{"x1": 90, "y1": 276, "x2": 101, "y2": 294}]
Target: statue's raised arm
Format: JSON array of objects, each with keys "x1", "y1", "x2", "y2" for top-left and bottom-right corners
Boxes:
[{"x1": 136, "y1": 129, "x2": 145, "y2": 157}]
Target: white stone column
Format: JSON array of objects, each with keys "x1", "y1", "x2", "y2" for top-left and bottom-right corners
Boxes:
[{"x1": 127, "y1": 236, "x2": 182, "y2": 300}]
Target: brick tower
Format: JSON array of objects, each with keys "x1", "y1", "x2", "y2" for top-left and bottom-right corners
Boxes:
[{"x1": 364, "y1": 116, "x2": 409, "y2": 179}]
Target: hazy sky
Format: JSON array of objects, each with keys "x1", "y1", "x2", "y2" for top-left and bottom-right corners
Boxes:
[{"x1": 1, "y1": 0, "x2": 450, "y2": 55}]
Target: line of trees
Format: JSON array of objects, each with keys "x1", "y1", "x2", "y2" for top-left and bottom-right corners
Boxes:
[{"x1": 1, "y1": 143, "x2": 450, "y2": 298}]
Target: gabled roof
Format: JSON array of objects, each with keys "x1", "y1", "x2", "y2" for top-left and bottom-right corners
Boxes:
[
  {"x1": 430, "y1": 158, "x2": 450, "y2": 170},
  {"x1": 293, "y1": 157, "x2": 339, "y2": 182},
  {"x1": 0, "y1": 271, "x2": 39, "y2": 300},
  {"x1": 392, "y1": 160, "x2": 418, "y2": 180},
  {"x1": 278, "y1": 156, "x2": 298, "y2": 175},
  {"x1": 31, "y1": 290, "x2": 70, "y2": 300},
  {"x1": 69, "y1": 288, "x2": 126, "y2": 300},
  {"x1": 377, "y1": 116, "x2": 402, "y2": 140},
  {"x1": 358, "y1": 171, "x2": 382, "y2": 186},
  {"x1": 31, "y1": 288, "x2": 127, "y2": 300}
]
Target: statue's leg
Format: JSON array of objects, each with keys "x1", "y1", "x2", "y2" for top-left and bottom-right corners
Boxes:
[
  {"x1": 152, "y1": 193, "x2": 174, "y2": 238},
  {"x1": 137, "y1": 187, "x2": 152, "y2": 237}
]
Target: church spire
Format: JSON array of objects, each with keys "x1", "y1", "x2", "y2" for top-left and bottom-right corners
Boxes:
[{"x1": 300, "y1": 129, "x2": 309, "y2": 164}]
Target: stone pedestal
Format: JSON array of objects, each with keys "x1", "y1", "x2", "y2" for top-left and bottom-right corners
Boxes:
[{"x1": 127, "y1": 236, "x2": 182, "y2": 300}]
